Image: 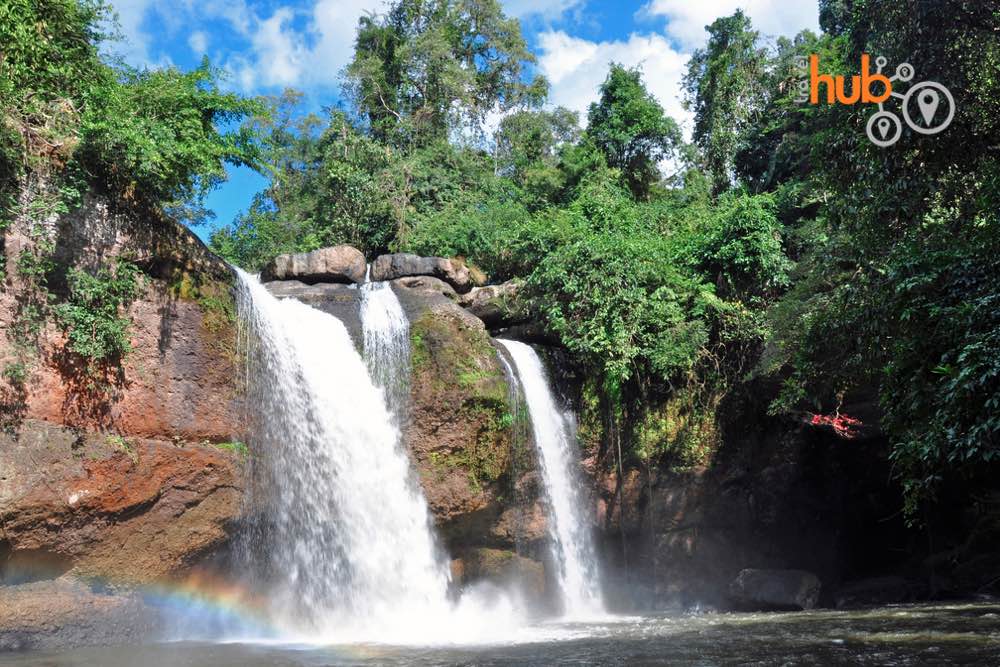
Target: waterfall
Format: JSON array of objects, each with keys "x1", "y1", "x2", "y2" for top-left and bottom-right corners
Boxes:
[
  {"x1": 360, "y1": 281, "x2": 410, "y2": 422},
  {"x1": 496, "y1": 340, "x2": 605, "y2": 618},
  {"x1": 233, "y1": 270, "x2": 517, "y2": 644}
]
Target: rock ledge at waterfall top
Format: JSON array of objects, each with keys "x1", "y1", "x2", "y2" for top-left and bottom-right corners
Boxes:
[
  {"x1": 371, "y1": 253, "x2": 477, "y2": 293},
  {"x1": 458, "y1": 280, "x2": 526, "y2": 329},
  {"x1": 261, "y1": 245, "x2": 367, "y2": 284}
]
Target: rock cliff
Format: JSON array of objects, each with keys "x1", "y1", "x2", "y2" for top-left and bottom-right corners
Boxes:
[{"x1": 1, "y1": 194, "x2": 246, "y2": 645}]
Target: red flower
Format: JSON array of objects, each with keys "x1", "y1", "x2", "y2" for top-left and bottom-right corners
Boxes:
[{"x1": 806, "y1": 412, "x2": 862, "y2": 439}]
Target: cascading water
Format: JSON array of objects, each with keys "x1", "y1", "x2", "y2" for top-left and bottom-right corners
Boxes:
[
  {"x1": 360, "y1": 281, "x2": 410, "y2": 422},
  {"x1": 496, "y1": 340, "x2": 605, "y2": 618},
  {"x1": 233, "y1": 270, "x2": 518, "y2": 644}
]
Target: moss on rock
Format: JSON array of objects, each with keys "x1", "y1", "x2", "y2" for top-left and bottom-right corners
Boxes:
[
  {"x1": 409, "y1": 309, "x2": 512, "y2": 490},
  {"x1": 404, "y1": 304, "x2": 516, "y2": 546}
]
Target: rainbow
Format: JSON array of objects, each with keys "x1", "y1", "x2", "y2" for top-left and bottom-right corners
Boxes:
[{"x1": 140, "y1": 570, "x2": 277, "y2": 640}]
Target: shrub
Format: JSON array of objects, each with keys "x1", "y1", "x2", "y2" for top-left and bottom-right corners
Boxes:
[{"x1": 54, "y1": 259, "x2": 142, "y2": 363}]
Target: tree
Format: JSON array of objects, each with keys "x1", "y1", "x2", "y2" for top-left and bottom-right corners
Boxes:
[
  {"x1": 346, "y1": 0, "x2": 546, "y2": 147},
  {"x1": 819, "y1": 0, "x2": 853, "y2": 36},
  {"x1": 683, "y1": 10, "x2": 768, "y2": 194},
  {"x1": 494, "y1": 107, "x2": 579, "y2": 208},
  {"x1": 586, "y1": 64, "x2": 680, "y2": 201}
]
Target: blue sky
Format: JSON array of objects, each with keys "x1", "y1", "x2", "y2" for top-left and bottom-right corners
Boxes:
[{"x1": 105, "y1": 0, "x2": 818, "y2": 241}]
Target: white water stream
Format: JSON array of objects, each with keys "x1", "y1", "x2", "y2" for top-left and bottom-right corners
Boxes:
[
  {"x1": 360, "y1": 281, "x2": 410, "y2": 422},
  {"x1": 496, "y1": 340, "x2": 606, "y2": 619}
]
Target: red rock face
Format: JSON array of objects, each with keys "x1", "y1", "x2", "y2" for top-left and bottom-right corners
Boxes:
[
  {"x1": 1, "y1": 421, "x2": 243, "y2": 584},
  {"x1": 14, "y1": 290, "x2": 241, "y2": 441}
]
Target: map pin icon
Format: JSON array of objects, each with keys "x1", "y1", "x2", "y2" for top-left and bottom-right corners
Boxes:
[
  {"x1": 877, "y1": 117, "x2": 891, "y2": 138},
  {"x1": 918, "y1": 89, "x2": 940, "y2": 125}
]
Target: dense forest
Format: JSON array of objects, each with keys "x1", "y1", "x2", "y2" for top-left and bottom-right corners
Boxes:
[{"x1": 2, "y1": 0, "x2": 999, "y2": 527}]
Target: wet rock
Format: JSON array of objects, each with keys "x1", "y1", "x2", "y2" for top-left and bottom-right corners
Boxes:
[
  {"x1": 459, "y1": 281, "x2": 526, "y2": 329},
  {"x1": 0, "y1": 579, "x2": 158, "y2": 651},
  {"x1": 403, "y1": 301, "x2": 515, "y2": 548},
  {"x1": 261, "y1": 245, "x2": 366, "y2": 284},
  {"x1": 450, "y1": 549, "x2": 546, "y2": 607},
  {"x1": 728, "y1": 568, "x2": 822, "y2": 610},
  {"x1": 493, "y1": 321, "x2": 560, "y2": 346},
  {"x1": 371, "y1": 253, "x2": 474, "y2": 293},
  {"x1": 265, "y1": 280, "x2": 363, "y2": 344}
]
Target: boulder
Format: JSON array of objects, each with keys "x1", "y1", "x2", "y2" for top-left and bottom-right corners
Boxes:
[
  {"x1": 391, "y1": 275, "x2": 458, "y2": 301},
  {"x1": 261, "y1": 245, "x2": 366, "y2": 284},
  {"x1": 0, "y1": 580, "x2": 157, "y2": 651},
  {"x1": 371, "y1": 253, "x2": 474, "y2": 293},
  {"x1": 459, "y1": 280, "x2": 526, "y2": 328},
  {"x1": 728, "y1": 568, "x2": 821, "y2": 610}
]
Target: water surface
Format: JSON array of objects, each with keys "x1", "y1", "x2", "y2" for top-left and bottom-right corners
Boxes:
[{"x1": 3, "y1": 602, "x2": 998, "y2": 666}]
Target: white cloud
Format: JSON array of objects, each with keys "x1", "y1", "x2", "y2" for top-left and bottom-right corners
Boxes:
[
  {"x1": 306, "y1": 0, "x2": 384, "y2": 85},
  {"x1": 248, "y1": 8, "x2": 308, "y2": 87},
  {"x1": 106, "y1": 0, "x2": 156, "y2": 65},
  {"x1": 641, "y1": 0, "x2": 819, "y2": 49},
  {"x1": 227, "y1": 0, "x2": 385, "y2": 91},
  {"x1": 108, "y1": 0, "x2": 383, "y2": 90},
  {"x1": 537, "y1": 2, "x2": 818, "y2": 139},
  {"x1": 188, "y1": 31, "x2": 209, "y2": 55},
  {"x1": 537, "y1": 31, "x2": 691, "y2": 132}
]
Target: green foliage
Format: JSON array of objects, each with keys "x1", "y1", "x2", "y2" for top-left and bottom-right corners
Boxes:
[
  {"x1": 2, "y1": 362, "x2": 27, "y2": 387},
  {"x1": 587, "y1": 65, "x2": 681, "y2": 200},
  {"x1": 880, "y1": 226, "x2": 1000, "y2": 512},
  {"x1": 1, "y1": 0, "x2": 261, "y2": 227},
  {"x1": 54, "y1": 259, "x2": 142, "y2": 363},
  {"x1": 756, "y1": 1, "x2": 1000, "y2": 518},
  {"x1": 78, "y1": 61, "x2": 262, "y2": 223},
  {"x1": 211, "y1": 97, "x2": 502, "y2": 265},
  {"x1": 403, "y1": 193, "x2": 551, "y2": 281},
  {"x1": 689, "y1": 192, "x2": 792, "y2": 301},
  {"x1": 530, "y1": 228, "x2": 718, "y2": 390},
  {"x1": 494, "y1": 107, "x2": 579, "y2": 209},
  {"x1": 212, "y1": 440, "x2": 249, "y2": 457}
]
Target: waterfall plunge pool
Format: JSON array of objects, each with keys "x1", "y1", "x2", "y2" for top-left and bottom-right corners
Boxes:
[{"x1": 2, "y1": 602, "x2": 998, "y2": 665}]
